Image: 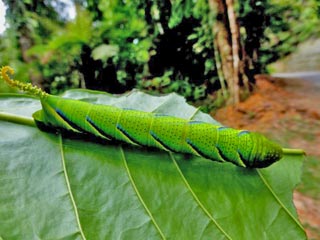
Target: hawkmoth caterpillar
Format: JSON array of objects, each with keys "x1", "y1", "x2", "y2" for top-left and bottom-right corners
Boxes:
[{"x1": 1, "y1": 66, "x2": 303, "y2": 168}]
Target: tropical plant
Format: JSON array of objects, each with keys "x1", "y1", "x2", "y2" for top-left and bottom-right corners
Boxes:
[
  {"x1": 0, "y1": 87, "x2": 306, "y2": 239},
  {"x1": 1, "y1": 0, "x2": 320, "y2": 102}
]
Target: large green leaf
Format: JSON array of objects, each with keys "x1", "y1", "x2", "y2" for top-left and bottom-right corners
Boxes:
[{"x1": 0, "y1": 90, "x2": 306, "y2": 239}]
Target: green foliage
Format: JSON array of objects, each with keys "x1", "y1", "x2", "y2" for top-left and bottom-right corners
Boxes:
[
  {"x1": 1, "y1": 0, "x2": 218, "y2": 100},
  {"x1": 0, "y1": 29, "x2": 29, "y2": 93},
  {"x1": 138, "y1": 70, "x2": 206, "y2": 101},
  {"x1": 25, "y1": 7, "x2": 94, "y2": 93},
  {"x1": 168, "y1": 0, "x2": 194, "y2": 28},
  {"x1": 1, "y1": 0, "x2": 320, "y2": 98},
  {"x1": 239, "y1": 0, "x2": 320, "y2": 71},
  {"x1": 1, "y1": 1, "x2": 152, "y2": 94},
  {"x1": 143, "y1": 0, "x2": 217, "y2": 100},
  {"x1": 0, "y1": 90, "x2": 306, "y2": 239},
  {"x1": 94, "y1": 0, "x2": 152, "y2": 84}
]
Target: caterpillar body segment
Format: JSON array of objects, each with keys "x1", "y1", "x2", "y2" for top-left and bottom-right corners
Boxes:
[
  {"x1": 32, "y1": 94, "x2": 283, "y2": 168},
  {"x1": 1, "y1": 66, "x2": 287, "y2": 168}
]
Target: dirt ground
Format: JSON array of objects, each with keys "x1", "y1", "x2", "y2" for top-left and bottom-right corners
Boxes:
[{"x1": 213, "y1": 75, "x2": 320, "y2": 239}]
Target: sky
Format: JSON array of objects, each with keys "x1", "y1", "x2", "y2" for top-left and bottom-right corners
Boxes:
[
  {"x1": 0, "y1": 0, "x2": 75, "y2": 35},
  {"x1": 0, "y1": 0, "x2": 6, "y2": 34}
]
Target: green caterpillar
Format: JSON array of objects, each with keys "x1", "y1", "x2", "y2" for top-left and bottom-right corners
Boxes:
[{"x1": 1, "y1": 66, "x2": 303, "y2": 168}]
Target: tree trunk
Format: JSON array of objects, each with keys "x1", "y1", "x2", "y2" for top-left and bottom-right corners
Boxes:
[
  {"x1": 225, "y1": 0, "x2": 240, "y2": 104},
  {"x1": 209, "y1": 0, "x2": 251, "y2": 104}
]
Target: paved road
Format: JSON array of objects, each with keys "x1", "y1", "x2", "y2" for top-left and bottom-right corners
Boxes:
[
  {"x1": 272, "y1": 72, "x2": 320, "y2": 88},
  {"x1": 272, "y1": 72, "x2": 320, "y2": 111}
]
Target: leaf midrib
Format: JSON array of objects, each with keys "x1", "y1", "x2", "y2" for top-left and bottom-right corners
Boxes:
[{"x1": 59, "y1": 135, "x2": 86, "y2": 240}]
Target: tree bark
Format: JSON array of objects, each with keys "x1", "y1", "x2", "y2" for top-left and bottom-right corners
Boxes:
[
  {"x1": 225, "y1": 0, "x2": 240, "y2": 104},
  {"x1": 209, "y1": 0, "x2": 235, "y2": 103},
  {"x1": 209, "y1": 0, "x2": 251, "y2": 104}
]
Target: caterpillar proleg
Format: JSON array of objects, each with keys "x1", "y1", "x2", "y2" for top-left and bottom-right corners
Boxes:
[{"x1": 1, "y1": 66, "x2": 304, "y2": 168}]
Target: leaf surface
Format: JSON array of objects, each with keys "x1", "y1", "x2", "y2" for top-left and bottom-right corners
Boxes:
[{"x1": 0, "y1": 90, "x2": 306, "y2": 239}]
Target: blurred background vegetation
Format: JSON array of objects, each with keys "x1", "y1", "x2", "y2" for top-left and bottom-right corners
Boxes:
[{"x1": 0, "y1": 0, "x2": 320, "y2": 108}]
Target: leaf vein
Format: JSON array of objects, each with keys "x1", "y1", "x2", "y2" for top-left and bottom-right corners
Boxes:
[
  {"x1": 177, "y1": 108, "x2": 233, "y2": 239},
  {"x1": 256, "y1": 169, "x2": 304, "y2": 230},
  {"x1": 59, "y1": 135, "x2": 86, "y2": 240},
  {"x1": 120, "y1": 146, "x2": 166, "y2": 239},
  {"x1": 169, "y1": 152, "x2": 232, "y2": 240}
]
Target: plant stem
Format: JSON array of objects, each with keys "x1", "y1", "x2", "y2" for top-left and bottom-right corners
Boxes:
[
  {"x1": 0, "y1": 112, "x2": 36, "y2": 127},
  {"x1": 282, "y1": 148, "x2": 305, "y2": 155}
]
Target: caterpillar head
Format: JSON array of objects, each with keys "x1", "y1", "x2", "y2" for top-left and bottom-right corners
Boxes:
[{"x1": 239, "y1": 132, "x2": 283, "y2": 168}]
